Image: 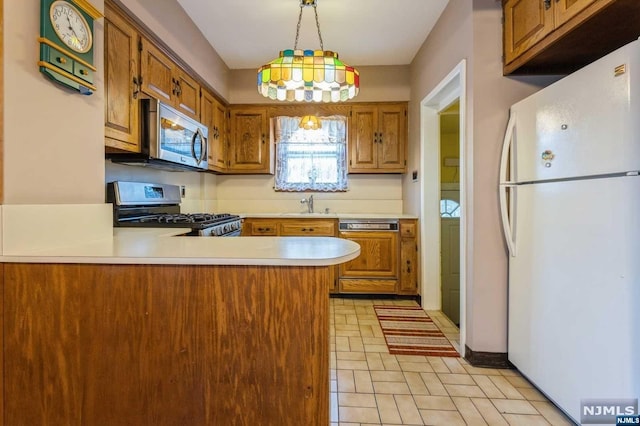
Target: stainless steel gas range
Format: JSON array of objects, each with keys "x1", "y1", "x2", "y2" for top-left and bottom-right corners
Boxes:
[{"x1": 106, "y1": 181, "x2": 242, "y2": 237}]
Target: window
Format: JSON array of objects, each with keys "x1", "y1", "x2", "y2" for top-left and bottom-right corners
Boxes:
[
  {"x1": 274, "y1": 116, "x2": 348, "y2": 192},
  {"x1": 440, "y1": 199, "x2": 460, "y2": 218}
]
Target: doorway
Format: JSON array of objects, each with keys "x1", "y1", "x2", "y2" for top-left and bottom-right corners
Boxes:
[
  {"x1": 419, "y1": 60, "x2": 466, "y2": 355},
  {"x1": 439, "y1": 102, "x2": 461, "y2": 326}
]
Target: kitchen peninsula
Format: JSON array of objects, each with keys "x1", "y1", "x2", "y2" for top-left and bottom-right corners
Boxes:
[{"x1": 0, "y1": 216, "x2": 360, "y2": 426}]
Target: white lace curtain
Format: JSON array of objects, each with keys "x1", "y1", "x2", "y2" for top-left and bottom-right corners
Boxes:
[{"x1": 274, "y1": 116, "x2": 348, "y2": 192}]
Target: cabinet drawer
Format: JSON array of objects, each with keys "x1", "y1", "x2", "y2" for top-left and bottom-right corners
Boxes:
[
  {"x1": 339, "y1": 279, "x2": 397, "y2": 294},
  {"x1": 400, "y1": 221, "x2": 416, "y2": 238},
  {"x1": 74, "y1": 63, "x2": 94, "y2": 84},
  {"x1": 279, "y1": 220, "x2": 336, "y2": 236},
  {"x1": 246, "y1": 221, "x2": 277, "y2": 236},
  {"x1": 47, "y1": 47, "x2": 73, "y2": 73}
]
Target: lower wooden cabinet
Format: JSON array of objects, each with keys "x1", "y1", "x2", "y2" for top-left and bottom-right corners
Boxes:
[
  {"x1": 242, "y1": 217, "x2": 338, "y2": 292},
  {"x1": 338, "y1": 230, "x2": 398, "y2": 293},
  {"x1": 399, "y1": 219, "x2": 418, "y2": 295},
  {"x1": 242, "y1": 217, "x2": 419, "y2": 295}
]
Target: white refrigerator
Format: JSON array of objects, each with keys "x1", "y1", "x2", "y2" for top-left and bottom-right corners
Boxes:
[{"x1": 499, "y1": 40, "x2": 640, "y2": 424}]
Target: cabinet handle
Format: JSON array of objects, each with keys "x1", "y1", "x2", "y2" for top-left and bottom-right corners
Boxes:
[
  {"x1": 374, "y1": 132, "x2": 378, "y2": 144},
  {"x1": 132, "y1": 76, "x2": 140, "y2": 99},
  {"x1": 56, "y1": 56, "x2": 67, "y2": 64},
  {"x1": 379, "y1": 133, "x2": 383, "y2": 144},
  {"x1": 175, "y1": 81, "x2": 182, "y2": 96},
  {"x1": 171, "y1": 78, "x2": 176, "y2": 95},
  {"x1": 543, "y1": 0, "x2": 551, "y2": 10},
  {"x1": 406, "y1": 260, "x2": 411, "y2": 273},
  {"x1": 262, "y1": 133, "x2": 266, "y2": 144}
]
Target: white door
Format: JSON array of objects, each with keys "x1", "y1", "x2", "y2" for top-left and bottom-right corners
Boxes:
[
  {"x1": 440, "y1": 187, "x2": 460, "y2": 325},
  {"x1": 512, "y1": 40, "x2": 640, "y2": 183},
  {"x1": 508, "y1": 175, "x2": 640, "y2": 423}
]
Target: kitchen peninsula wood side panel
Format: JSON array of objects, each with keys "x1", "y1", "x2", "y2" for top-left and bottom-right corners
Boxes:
[{"x1": 3, "y1": 263, "x2": 329, "y2": 425}]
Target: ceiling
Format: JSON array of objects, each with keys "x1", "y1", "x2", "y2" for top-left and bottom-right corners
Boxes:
[{"x1": 176, "y1": 0, "x2": 450, "y2": 70}]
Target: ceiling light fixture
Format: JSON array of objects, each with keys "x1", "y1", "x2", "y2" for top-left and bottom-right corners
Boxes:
[
  {"x1": 257, "y1": 0, "x2": 359, "y2": 103},
  {"x1": 299, "y1": 115, "x2": 322, "y2": 130}
]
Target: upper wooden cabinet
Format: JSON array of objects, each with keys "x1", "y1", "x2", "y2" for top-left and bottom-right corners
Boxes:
[
  {"x1": 503, "y1": 0, "x2": 640, "y2": 75},
  {"x1": 349, "y1": 103, "x2": 407, "y2": 173},
  {"x1": 140, "y1": 38, "x2": 200, "y2": 120},
  {"x1": 227, "y1": 106, "x2": 272, "y2": 174},
  {"x1": 200, "y1": 89, "x2": 227, "y2": 173},
  {"x1": 104, "y1": 4, "x2": 140, "y2": 152}
]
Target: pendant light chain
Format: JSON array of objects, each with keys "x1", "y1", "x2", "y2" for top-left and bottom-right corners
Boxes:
[{"x1": 293, "y1": 1, "x2": 324, "y2": 51}]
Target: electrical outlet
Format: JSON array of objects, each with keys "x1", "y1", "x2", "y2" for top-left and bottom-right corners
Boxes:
[
  {"x1": 412, "y1": 170, "x2": 418, "y2": 181},
  {"x1": 180, "y1": 185, "x2": 186, "y2": 198}
]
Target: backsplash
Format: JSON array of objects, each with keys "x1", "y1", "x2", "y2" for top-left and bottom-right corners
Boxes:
[{"x1": 106, "y1": 161, "x2": 403, "y2": 214}]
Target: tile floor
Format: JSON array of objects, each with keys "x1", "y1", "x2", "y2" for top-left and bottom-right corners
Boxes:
[{"x1": 329, "y1": 298, "x2": 575, "y2": 425}]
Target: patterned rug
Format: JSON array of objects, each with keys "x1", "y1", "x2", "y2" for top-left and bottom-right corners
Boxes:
[{"x1": 374, "y1": 305, "x2": 459, "y2": 357}]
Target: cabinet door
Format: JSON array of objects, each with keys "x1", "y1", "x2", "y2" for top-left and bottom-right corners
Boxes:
[
  {"x1": 349, "y1": 105, "x2": 378, "y2": 172},
  {"x1": 140, "y1": 38, "x2": 174, "y2": 104},
  {"x1": 279, "y1": 220, "x2": 336, "y2": 236},
  {"x1": 554, "y1": 0, "x2": 597, "y2": 26},
  {"x1": 104, "y1": 6, "x2": 139, "y2": 152},
  {"x1": 339, "y1": 231, "x2": 398, "y2": 279},
  {"x1": 399, "y1": 220, "x2": 418, "y2": 295},
  {"x1": 210, "y1": 100, "x2": 228, "y2": 172},
  {"x1": 377, "y1": 104, "x2": 406, "y2": 172},
  {"x1": 242, "y1": 219, "x2": 278, "y2": 236},
  {"x1": 175, "y1": 68, "x2": 200, "y2": 120},
  {"x1": 503, "y1": 0, "x2": 554, "y2": 65},
  {"x1": 228, "y1": 107, "x2": 271, "y2": 173}
]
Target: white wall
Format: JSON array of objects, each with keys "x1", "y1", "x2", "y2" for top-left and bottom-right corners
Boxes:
[
  {"x1": 216, "y1": 174, "x2": 402, "y2": 215},
  {"x1": 4, "y1": 0, "x2": 106, "y2": 204},
  {"x1": 407, "y1": 0, "x2": 560, "y2": 353}
]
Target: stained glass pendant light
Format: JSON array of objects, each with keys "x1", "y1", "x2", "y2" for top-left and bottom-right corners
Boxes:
[{"x1": 257, "y1": 0, "x2": 359, "y2": 103}]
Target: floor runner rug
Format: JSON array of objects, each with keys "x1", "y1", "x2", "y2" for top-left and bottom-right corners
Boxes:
[{"x1": 374, "y1": 305, "x2": 459, "y2": 357}]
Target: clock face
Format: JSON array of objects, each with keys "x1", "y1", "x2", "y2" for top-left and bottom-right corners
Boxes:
[{"x1": 49, "y1": 1, "x2": 93, "y2": 53}]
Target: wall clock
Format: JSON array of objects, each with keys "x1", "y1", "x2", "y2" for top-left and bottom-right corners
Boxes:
[{"x1": 38, "y1": 0, "x2": 102, "y2": 95}]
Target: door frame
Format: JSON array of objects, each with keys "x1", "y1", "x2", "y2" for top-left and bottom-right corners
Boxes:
[{"x1": 419, "y1": 60, "x2": 467, "y2": 356}]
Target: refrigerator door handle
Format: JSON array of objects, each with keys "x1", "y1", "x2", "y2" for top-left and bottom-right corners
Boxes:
[
  {"x1": 500, "y1": 111, "x2": 517, "y2": 257},
  {"x1": 499, "y1": 111, "x2": 516, "y2": 185},
  {"x1": 500, "y1": 183, "x2": 516, "y2": 257}
]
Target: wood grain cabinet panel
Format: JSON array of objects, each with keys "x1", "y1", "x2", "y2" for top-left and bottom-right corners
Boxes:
[
  {"x1": 349, "y1": 103, "x2": 407, "y2": 173},
  {"x1": 279, "y1": 220, "x2": 336, "y2": 236},
  {"x1": 399, "y1": 219, "x2": 419, "y2": 295},
  {"x1": 339, "y1": 231, "x2": 398, "y2": 279},
  {"x1": 503, "y1": 0, "x2": 640, "y2": 74},
  {"x1": 228, "y1": 106, "x2": 271, "y2": 173},
  {"x1": 104, "y1": 5, "x2": 140, "y2": 152},
  {"x1": 2, "y1": 263, "x2": 330, "y2": 425},
  {"x1": 242, "y1": 218, "x2": 278, "y2": 236},
  {"x1": 140, "y1": 38, "x2": 200, "y2": 121},
  {"x1": 200, "y1": 89, "x2": 227, "y2": 173}
]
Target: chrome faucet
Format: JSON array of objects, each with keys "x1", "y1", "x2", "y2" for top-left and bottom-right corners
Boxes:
[{"x1": 300, "y1": 195, "x2": 314, "y2": 213}]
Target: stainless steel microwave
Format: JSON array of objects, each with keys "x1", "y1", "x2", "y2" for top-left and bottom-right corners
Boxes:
[{"x1": 107, "y1": 99, "x2": 208, "y2": 171}]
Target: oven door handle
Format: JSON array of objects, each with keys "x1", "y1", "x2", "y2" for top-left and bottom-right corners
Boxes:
[{"x1": 191, "y1": 128, "x2": 207, "y2": 166}]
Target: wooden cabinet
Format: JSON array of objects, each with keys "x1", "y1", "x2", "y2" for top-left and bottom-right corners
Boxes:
[
  {"x1": 279, "y1": 220, "x2": 336, "y2": 236},
  {"x1": 201, "y1": 89, "x2": 227, "y2": 172},
  {"x1": 339, "y1": 230, "x2": 398, "y2": 293},
  {"x1": 242, "y1": 217, "x2": 338, "y2": 292},
  {"x1": 242, "y1": 218, "x2": 278, "y2": 236},
  {"x1": 104, "y1": 4, "x2": 140, "y2": 152},
  {"x1": 398, "y1": 219, "x2": 418, "y2": 295},
  {"x1": 503, "y1": 0, "x2": 640, "y2": 74},
  {"x1": 227, "y1": 106, "x2": 271, "y2": 173},
  {"x1": 349, "y1": 103, "x2": 407, "y2": 173},
  {"x1": 140, "y1": 38, "x2": 200, "y2": 120}
]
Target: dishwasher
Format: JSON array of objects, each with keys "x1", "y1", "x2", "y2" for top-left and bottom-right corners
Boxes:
[{"x1": 338, "y1": 219, "x2": 399, "y2": 294}]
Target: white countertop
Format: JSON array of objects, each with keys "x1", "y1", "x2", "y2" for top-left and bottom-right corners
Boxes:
[{"x1": 1, "y1": 227, "x2": 361, "y2": 266}]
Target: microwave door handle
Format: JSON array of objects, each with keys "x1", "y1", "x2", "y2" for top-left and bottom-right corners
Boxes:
[
  {"x1": 191, "y1": 128, "x2": 205, "y2": 165},
  {"x1": 199, "y1": 134, "x2": 207, "y2": 164}
]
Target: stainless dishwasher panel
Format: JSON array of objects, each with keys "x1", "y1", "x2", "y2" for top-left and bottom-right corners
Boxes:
[{"x1": 338, "y1": 219, "x2": 399, "y2": 231}]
